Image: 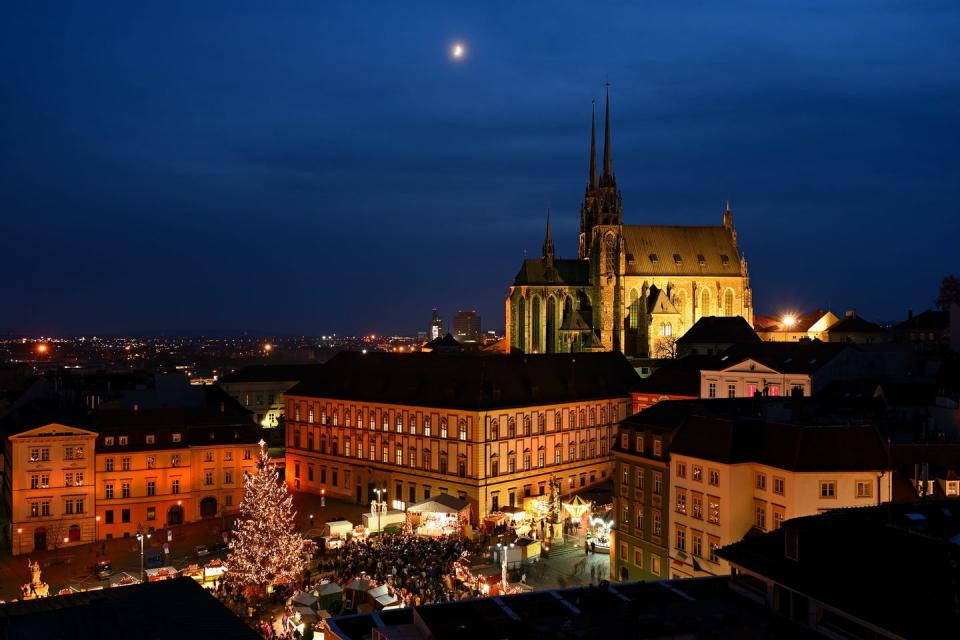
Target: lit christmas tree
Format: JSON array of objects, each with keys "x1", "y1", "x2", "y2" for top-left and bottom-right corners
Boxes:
[{"x1": 227, "y1": 440, "x2": 315, "y2": 594}]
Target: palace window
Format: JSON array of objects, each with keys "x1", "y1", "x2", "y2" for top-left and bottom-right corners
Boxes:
[
  {"x1": 508, "y1": 419, "x2": 516, "y2": 438},
  {"x1": 423, "y1": 418, "x2": 431, "y2": 437},
  {"x1": 440, "y1": 420, "x2": 448, "y2": 439},
  {"x1": 396, "y1": 416, "x2": 403, "y2": 433},
  {"x1": 554, "y1": 445, "x2": 561, "y2": 464},
  {"x1": 523, "y1": 416, "x2": 531, "y2": 436},
  {"x1": 459, "y1": 421, "x2": 467, "y2": 441},
  {"x1": 409, "y1": 417, "x2": 416, "y2": 434}
]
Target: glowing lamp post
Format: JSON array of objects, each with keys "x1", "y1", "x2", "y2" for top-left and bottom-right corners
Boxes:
[
  {"x1": 16, "y1": 528, "x2": 22, "y2": 556},
  {"x1": 136, "y1": 530, "x2": 151, "y2": 583},
  {"x1": 321, "y1": 488, "x2": 326, "y2": 508}
]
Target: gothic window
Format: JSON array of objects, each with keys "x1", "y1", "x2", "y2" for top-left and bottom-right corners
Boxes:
[
  {"x1": 628, "y1": 289, "x2": 641, "y2": 330},
  {"x1": 660, "y1": 323, "x2": 673, "y2": 337},
  {"x1": 517, "y1": 297, "x2": 527, "y2": 351},
  {"x1": 604, "y1": 235, "x2": 616, "y2": 274},
  {"x1": 531, "y1": 297, "x2": 542, "y2": 353},
  {"x1": 546, "y1": 296, "x2": 557, "y2": 353},
  {"x1": 700, "y1": 288, "x2": 711, "y2": 317},
  {"x1": 724, "y1": 289, "x2": 735, "y2": 316}
]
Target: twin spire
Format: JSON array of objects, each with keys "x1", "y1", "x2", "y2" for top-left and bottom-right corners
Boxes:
[{"x1": 588, "y1": 84, "x2": 614, "y2": 187}]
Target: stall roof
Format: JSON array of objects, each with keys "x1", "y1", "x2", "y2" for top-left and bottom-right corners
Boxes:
[
  {"x1": 345, "y1": 578, "x2": 372, "y2": 592},
  {"x1": 368, "y1": 585, "x2": 390, "y2": 599},
  {"x1": 292, "y1": 593, "x2": 319, "y2": 608},
  {"x1": 407, "y1": 493, "x2": 469, "y2": 514},
  {"x1": 316, "y1": 582, "x2": 343, "y2": 596}
]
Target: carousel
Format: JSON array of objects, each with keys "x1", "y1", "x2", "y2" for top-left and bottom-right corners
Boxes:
[
  {"x1": 587, "y1": 510, "x2": 613, "y2": 553},
  {"x1": 406, "y1": 493, "x2": 470, "y2": 537}
]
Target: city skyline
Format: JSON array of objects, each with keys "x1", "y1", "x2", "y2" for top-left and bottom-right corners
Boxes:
[{"x1": 3, "y1": 2, "x2": 959, "y2": 336}]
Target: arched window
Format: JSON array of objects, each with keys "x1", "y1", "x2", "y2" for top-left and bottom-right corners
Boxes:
[
  {"x1": 568, "y1": 442, "x2": 576, "y2": 460},
  {"x1": 332, "y1": 410, "x2": 338, "y2": 426},
  {"x1": 331, "y1": 437, "x2": 338, "y2": 455},
  {"x1": 490, "y1": 454, "x2": 499, "y2": 476},
  {"x1": 523, "y1": 416, "x2": 531, "y2": 436},
  {"x1": 532, "y1": 297, "x2": 542, "y2": 353},
  {"x1": 554, "y1": 444, "x2": 562, "y2": 464},
  {"x1": 423, "y1": 418, "x2": 431, "y2": 437},
  {"x1": 661, "y1": 323, "x2": 673, "y2": 337},
  {"x1": 439, "y1": 452, "x2": 448, "y2": 474},
  {"x1": 537, "y1": 446, "x2": 545, "y2": 468},
  {"x1": 568, "y1": 413, "x2": 575, "y2": 429},
  {"x1": 507, "y1": 453, "x2": 517, "y2": 473},
  {"x1": 600, "y1": 407, "x2": 607, "y2": 424},
  {"x1": 440, "y1": 419, "x2": 448, "y2": 439},
  {"x1": 538, "y1": 413, "x2": 545, "y2": 434},
  {"x1": 546, "y1": 296, "x2": 557, "y2": 353},
  {"x1": 409, "y1": 447, "x2": 417, "y2": 468},
  {"x1": 458, "y1": 420, "x2": 467, "y2": 441},
  {"x1": 589, "y1": 408, "x2": 596, "y2": 426},
  {"x1": 700, "y1": 288, "x2": 711, "y2": 317},
  {"x1": 368, "y1": 411, "x2": 375, "y2": 430},
  {"x1": 491, "y1": 419, "x2": 499, "y2": 440},
  {"x1": 554, "y1": 413, "x2": 562, "y2": 431},
  {"x1": 508, "y1": 419, "x2": 516, "y2": 438},
  {"x1": 517, "y1": 297, "x2": 527, "y2": 351},
  {"x1": 345, "y1": 410, "x2": 351, "y2": 427},
  {"x1": 628, "y1": 289, "x2": 641, "y2": 330},
  {"x1": 604, "y1": 234, "x2": 616, "y2": 274},
  {"x1": 396, "y1": 415, "x2": 403, "y2": 433},
  {"x1": 409, "y1": 417, "x2": 416, "y2": 434},
  {"x1": 724, "y1": 289, "x2": 735, "y2": 316},
  {"x1": 579, "y1": 410, "x2": 585, "y2": 428},
  {"x1": 423, "y1": 449, "x2": 432, "y2": 471},
  {"x1": 523, "y1": 452, "x2": 531, "y2": 471}
]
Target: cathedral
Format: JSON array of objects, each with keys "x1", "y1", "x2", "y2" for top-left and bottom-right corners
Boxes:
[{"x1": 506, "y1": 89, "x2": 753, "y2": 357}]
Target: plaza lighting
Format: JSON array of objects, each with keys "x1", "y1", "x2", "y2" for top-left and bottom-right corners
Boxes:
[
  {"x1": 136, "y1": 530, "x2": 152, "y2": 582},
  {"x1": 782, "y1": 315, "x2": 797, "y2": 329}
]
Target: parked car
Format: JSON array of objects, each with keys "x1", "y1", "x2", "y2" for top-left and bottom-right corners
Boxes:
[
  {"x1": 194, "y1": 545, "x2": 210, "y2": 557},
  {"x1": 93, "y1": 560, "x2": 113, "y2": 579},
  {"x1": 212, "y1": 542, "x2": 229, "y2": 554}
]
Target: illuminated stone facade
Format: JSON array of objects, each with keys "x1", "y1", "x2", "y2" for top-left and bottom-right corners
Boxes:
[
  {"x1": 506, "y1": 90, "x2": 753, "y2": 357},
  {"x1": 283, "y1": 352, "x2": 638, "y2": 522}
]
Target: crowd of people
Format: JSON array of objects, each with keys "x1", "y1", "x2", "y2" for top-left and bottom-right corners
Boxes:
[{"x1": 318, "y1": 532, "x2": 481, "y2": 606}]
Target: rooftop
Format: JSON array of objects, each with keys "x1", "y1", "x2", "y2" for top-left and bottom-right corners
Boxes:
[
  {"x1": 286, "y1": 351, "x2": 640, "y2": 410},
  {"x1": 219, "y1": 363, "x2": 326, "y2": 384},
  {"x1": 0, "y1": 577, "x2": 257, "y2": 639},
  {"x1": 718, "y1": 500, "x2": 960, "y2": 639},
  {"x1": 676, "y1": 316, "x2": 761, "y2": 345}
]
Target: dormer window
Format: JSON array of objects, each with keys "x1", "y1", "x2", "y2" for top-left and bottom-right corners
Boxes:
[
  {"x1": 118, "y1": 436, "x2": 128, "y2": 446},
  {"x1": 697, "y1": 254, "x2": 706, "y2": 266},
  {"x1": 720, "y1": 254, "x2": 730, "y2": 267},
  {"x1": 172, "y1": 433, "x2": 181, "y2": 443},
  {"x1": 649, "y1": 253, "x2": 659, "y2": 263},
  {"x1": 673, "y1": 254, "x2": 682, "y2": 266},
  {"x1": 145, "y1": 435, "x2": 155, "y2": 445},
  {"x1": 104, "y1": 437, "x2": 114, "y2": 446}
]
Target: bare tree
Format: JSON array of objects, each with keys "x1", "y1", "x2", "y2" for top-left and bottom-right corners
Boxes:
[{"x1": 653, "y1": 336, "x2": 678, "y2": 359}]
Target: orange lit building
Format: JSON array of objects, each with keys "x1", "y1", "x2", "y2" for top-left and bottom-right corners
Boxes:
[
  {"x1": 284, "y1": 351, "x2": 639, "y2": 522},
  {"x1": 5, "y1": 423, "x2": 97, "y2": 555},
  {"x1": 93, "y1": 407, "x2": 260, "y2": 539}
]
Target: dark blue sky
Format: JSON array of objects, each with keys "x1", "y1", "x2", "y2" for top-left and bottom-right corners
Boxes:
[{"x1": 3, "y1": 1, "x2": 958, "y2": 336}]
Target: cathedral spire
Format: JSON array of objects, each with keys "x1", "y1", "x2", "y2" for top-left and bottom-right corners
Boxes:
[
  {"x1": 589, "y1": 100, "x2": 598, "y2": 188},
  {"x1": 542, "y1": 208, "x2": 555, "y2": 261},
  {"x1": 602, "y1": 82, "x2": 613, "y2": 179}
]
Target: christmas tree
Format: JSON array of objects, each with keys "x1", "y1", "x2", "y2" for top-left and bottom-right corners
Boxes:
[{"x1": 227, "y1": 440, "x2": 315, "y2": 593}]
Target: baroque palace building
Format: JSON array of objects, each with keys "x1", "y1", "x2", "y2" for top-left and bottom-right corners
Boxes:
[
  {"x1": 506, "y1": 88, "x2": 753, "y2": 357},
  {"x1": 283, "y1": 351, "x2": 639, "y2": 522}
]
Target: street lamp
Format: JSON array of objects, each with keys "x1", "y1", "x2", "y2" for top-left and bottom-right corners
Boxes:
[
  {"x1": 321, "y1": 488, "x2": 326, "y2": 508},
  {"x1": 16, "y1": 528, "x2": 22, "y2": 556},
  {"x1": 136, "y1": 530, "x2": 151, "y2": 583},
  {"x1": 95, "y1": 516, "x2": 101, "y2": 547},
  {"x1": 309, "y1": 514, "x2": 314, "y2": 532}
]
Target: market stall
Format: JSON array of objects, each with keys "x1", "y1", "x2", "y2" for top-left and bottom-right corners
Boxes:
[
  {"x1": 406, "y1": 494, "x2": 470, "y2": 537},
  {"x1": 181, "y1": 564, "x2": 203, "y2": 584},
  {"x1": 344, "y1": 578, "x2": 372, "y2": 610},
  {"x1": 587, "y1": 510, "x2": 613, "y2": 553},
  {"x1": 203, "y1": 559, "x2": 227, "y2": 585},
  {"x1": 315, "y1": 581, "x2": 343, "y2": 611},
  {"x1": 145, "y1": 567, "x2": 179, "y2": 582}
]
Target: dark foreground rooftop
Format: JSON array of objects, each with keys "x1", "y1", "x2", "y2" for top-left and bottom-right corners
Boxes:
[
  {"x1": 326, "y1": 576, "x2": 815, "y2": 640},
  {"x1": 0, "y1": 577, "x2": 257, "y2": 640}
]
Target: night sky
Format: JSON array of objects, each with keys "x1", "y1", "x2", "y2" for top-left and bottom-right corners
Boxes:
[{"x1": 3, "y1": 1, "x2": 958, "y2": 336}]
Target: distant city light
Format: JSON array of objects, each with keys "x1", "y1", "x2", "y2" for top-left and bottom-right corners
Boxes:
[
  {"x1": 36, "y1": 343, "x2": 48, "y2": 354},
  {"x1": 263, "y1": 343, "x2": 273, "y2": 352}
]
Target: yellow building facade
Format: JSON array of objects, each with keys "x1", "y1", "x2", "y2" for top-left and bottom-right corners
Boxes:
[
  {"x1": 283, "y1": 351, "x2": 639, "y2": 522},
  {"x1": 666, "y1": 422, "x2": 890, "y2": 580}
]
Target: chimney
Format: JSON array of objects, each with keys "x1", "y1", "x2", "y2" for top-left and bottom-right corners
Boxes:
[
  {"x1": 908, "y1": 309, "x2": 913, "y2": 321},
  {"x1": 845, "y1": 309, "x2": 856, "y2": 318}
]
